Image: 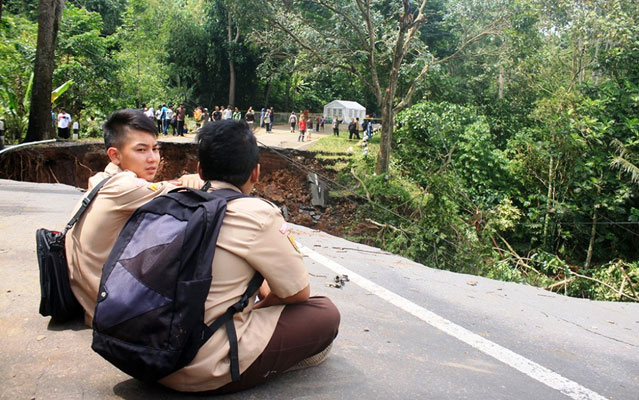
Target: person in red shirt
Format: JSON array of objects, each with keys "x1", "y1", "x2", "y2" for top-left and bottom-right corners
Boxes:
[{"x1": 298, "y1": 116, "x2": 307, "y2": 142}]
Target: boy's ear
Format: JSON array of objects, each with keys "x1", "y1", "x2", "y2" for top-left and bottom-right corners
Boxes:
[
  {"x1": 197, "y1": 162, "x2": 203, "y2": 179},
  {"x1": 106, "y1": 147, "x2": 120, "y2": 165},
  {"x1": 250, "y1": 164, "x2": 260, "y2": 183}
]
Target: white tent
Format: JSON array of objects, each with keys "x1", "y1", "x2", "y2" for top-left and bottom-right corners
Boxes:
[{"x1": 323, "y1": 100, "x2": 366, "y2": 124}]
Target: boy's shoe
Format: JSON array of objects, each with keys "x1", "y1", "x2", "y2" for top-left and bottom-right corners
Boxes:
[{"x1": 285, "y1": 344, "x2": 333, "y2": 372}]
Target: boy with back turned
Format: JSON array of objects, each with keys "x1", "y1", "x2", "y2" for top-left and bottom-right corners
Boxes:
[{"x1": 157, "y1": 120, "x2": 340, "y2": 393}]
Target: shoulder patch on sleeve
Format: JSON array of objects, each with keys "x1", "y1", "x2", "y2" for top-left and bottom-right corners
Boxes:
[
  {"x1": 287, "y1": 234, "x2": 301, "y2": 254},
  {"x1": 147, "y1": 182, "x2": 164, "y2": 192}
]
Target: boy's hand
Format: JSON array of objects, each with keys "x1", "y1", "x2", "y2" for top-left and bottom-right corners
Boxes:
[
  {"x1": 257, "y1": 281, "x2": 271, "y2": 301},
  {"x1": 174, "y1": 174, "x2": 204, "y2": 189}
]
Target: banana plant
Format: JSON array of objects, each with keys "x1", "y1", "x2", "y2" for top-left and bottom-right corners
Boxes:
[
  {"x1": 51, "y1": 79, "x2": 74, "y2": 105},
  {"x1": 0, "y1": 73, "x2": 73, "y2": 144}
]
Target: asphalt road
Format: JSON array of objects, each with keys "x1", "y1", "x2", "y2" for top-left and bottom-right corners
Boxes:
[{"x1": 1, "y1": 179, "x2": 637, "y2": 400}]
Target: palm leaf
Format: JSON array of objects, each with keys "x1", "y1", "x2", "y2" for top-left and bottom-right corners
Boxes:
[
  {"x1": 611, "y1": 156, "x2": 639, "y2": 184},
  {"x1": 51, "y1": 80, "x2": 74, "y2": 104}
]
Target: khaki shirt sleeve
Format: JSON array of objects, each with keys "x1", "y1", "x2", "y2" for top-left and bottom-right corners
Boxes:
[
  {"x1": 243, "y1": 205, "x2": 309, "y2": 299},
  {"x1": 100, "y1": 173, "x2": 175, "y2": 213}
]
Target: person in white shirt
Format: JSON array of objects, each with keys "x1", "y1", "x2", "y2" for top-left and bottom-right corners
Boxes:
[
  {"x1": 165, "y1": 105, "x2": 175, "y2": 135},
  {"x1": 154, "y1": 107, "x2": 162, "y2": 133},
  {"x1": 57, "y1": 108, "x2": 72, "y2": 139},
  {"x1": 72, "y1": 121, "x2": 80, "y2": 139},
  {"x1": 144, "y1": 104, "x2": 155, "y2": 120},
  {"x1": 223, "y1": 105, "x2": 233, "y2": 120}
]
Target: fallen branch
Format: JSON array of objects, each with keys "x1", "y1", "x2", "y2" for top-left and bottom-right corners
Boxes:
[
  {"x1": 569, "y1": 270, "x2": 638, "y2": 302},
  {"x1": 496, "y1": 233, "x2": 542, "y2": 275},
  {"x1": 617, "y1": 276, "x2": 627, "y2": 300},
  {"x1": 350, "y1": 167, "x2": 371, "y2": 202},
  {"x1": 365, "y1": 218, "x2": 407, "y2": 235},
  {"x1": 616, "y1": 261, "x2": 638, "y2": 299},
  {"x1": 491, "y1": 236, "x2": 504, "y2": 257},
  {"x1": 547, "y1": 278, "x2": 574, "y2": 291}
]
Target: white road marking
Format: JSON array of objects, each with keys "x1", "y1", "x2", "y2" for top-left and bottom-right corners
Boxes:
[{"x1": 299, "y1": 243, "x2": 608, "y2": 400}]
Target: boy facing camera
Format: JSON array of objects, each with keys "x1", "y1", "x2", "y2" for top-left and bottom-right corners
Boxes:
[{"x1": 65, "y1": 108, "x2": 202, "y2": 325}]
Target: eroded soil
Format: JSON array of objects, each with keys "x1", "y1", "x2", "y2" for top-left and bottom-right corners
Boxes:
[{"x1": 0, "y1": 141, "x2": 378, "y2": 239}]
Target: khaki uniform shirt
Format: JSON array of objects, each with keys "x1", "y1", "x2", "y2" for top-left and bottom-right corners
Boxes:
[
  {"x1": 159, "y1": 181, "x2": 309, "y2": 392},
  {"x1": 65, "y1": 163, "x2": 174, "y2": 325}
]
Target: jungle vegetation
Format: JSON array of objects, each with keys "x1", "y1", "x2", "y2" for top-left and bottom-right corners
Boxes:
[{"x1": 1, "y1": 0, "x2": 637, "y2": 300}]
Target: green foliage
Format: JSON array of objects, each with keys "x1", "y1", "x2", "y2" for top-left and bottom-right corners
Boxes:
[
  {"x1": 565, "y1": 261, "x2": 639, "y2": 301},
  {"x1": 4, "y1": 0, "x2": 637, "y2": 301},
  {"x1": 114, "y1": 0, "x2": 172, "y2": 108},
  {"x1": 341, "y1": 144, "x2": 491, "y2": 274},
  {"x1": 54, "y1": 4, "x2": 119, "y2": 119},
  {"x1": 395, "y1": 101, "x2": 513, "y2": 207},
  {"x1": 0, "y1": 13, "x2": 37, "y2": 143},
  {"x1": 69, "y1": 0, "x2": 128, "y2": 35}
]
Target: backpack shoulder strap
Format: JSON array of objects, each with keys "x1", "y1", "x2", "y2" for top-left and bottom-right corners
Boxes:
[
  {"x1": 63, "y1": 177, "x2": 110, "y2": 235},
  {"x1": 167, "y1": 186, "x2": 247, "y2": 206},
  {"x1": 201, "y1": 272, "x2": 264, "y2": 382}
]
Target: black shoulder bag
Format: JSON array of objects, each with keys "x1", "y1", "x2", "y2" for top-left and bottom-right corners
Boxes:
[{"x1": 36, "y1": 177, "x2": 110, "y2": 322}]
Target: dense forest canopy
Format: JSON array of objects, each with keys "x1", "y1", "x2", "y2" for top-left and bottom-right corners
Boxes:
[{"x1": 1, "y1": 0, "x2": 637, "y2": 300}]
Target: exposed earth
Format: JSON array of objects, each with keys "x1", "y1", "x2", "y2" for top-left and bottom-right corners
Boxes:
[{"x1": 0, "y1": 125, "x2": 377, "y2": 243}]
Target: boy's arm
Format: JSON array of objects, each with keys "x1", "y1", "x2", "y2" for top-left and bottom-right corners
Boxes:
[
  {"x1": 254, "y1": 284, "x2": 310, "y2": 309},
  {"x1": 172, "y1": 173, "x2": 204, "y2": 189},
  {"x1": 242, "y1": 205, "x2": 310, "y2": 308}
]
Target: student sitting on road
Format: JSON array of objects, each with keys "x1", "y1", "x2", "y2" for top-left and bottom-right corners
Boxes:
[
  {"x1": 158, "y1": 120, "x2": 340, "y2": 394},
  {"x1": 65, "y1": 108, "x2": 202, "y2": 326}
]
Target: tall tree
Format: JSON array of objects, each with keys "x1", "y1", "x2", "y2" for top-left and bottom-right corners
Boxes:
[
  {"x1": 211, "y1": 0, "x2": 257, "y2": 107},
  {"x1": 24, "y1": 0, "x2": 65, "y2": 142},
  {"x1": 116, "y1": 0, "x2": 171, "y2": 108},
  {"x1": 257, "y1": 0, "x2": 509, "y2": 174}
]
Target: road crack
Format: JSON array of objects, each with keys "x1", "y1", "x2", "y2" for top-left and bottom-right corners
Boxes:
[{"x1": 558, "y1": 317, "x2": 637, "y2": 348}]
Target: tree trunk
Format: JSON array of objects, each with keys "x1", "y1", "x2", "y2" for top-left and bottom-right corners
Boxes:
[
  {"x1": 542, "y1": 155, "x2": 554, "y2": 249},
  {"x1": 136, "y1": 55, "x2": 141, "y2": 108},
  {"x1": 498, "y1": 65, "x2": 504, "y2": 100},
  {"x1": 228, "y1": 59, "x2": 236, "y2": 107},
  {"x1": 585, "y1": 173, "x2": 602, "y2": 269},
  {"x1": 376, "y1": 98, "x2": 393, "y2": 174},
  {"x1": 284, "y1": 74, "x2": 291, "y2": 112},
  {"x1": 226, "y1": 11, "x2": 236, "y2": 107},
  {"x1": 25, "y1": 0, "x2": 65, "y2": 143},
  {"x1": 584, "y1": 205, "x2": 598, "y2": 269}
]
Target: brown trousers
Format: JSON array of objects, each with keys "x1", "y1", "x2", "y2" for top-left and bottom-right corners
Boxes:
[{"x1": 210, "y1": 296, "x2": 340, "y2": 394}]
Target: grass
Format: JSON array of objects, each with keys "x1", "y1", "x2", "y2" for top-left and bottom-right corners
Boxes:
[
  {"x1": 307, "y1": 134, "x2": 381, "y2": 173},
  {"x1": 308, "y1": 134, "x2": 380, "y2": 155}
]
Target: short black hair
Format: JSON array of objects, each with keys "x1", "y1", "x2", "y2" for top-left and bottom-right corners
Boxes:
[
  {"x1": 197, "y1": 120, "x2": 258, "y2": 187},
  {"x1": 103, "y1": 108, "x2": 157, "y2": 150}
]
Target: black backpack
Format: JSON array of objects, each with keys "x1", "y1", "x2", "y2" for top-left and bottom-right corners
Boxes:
[
  {"x1": 37, "y1": 177, "x2": 110, "y2": 322},
  {"x1": 91, "y1": 187, "x2": 263, "y2": 382}
]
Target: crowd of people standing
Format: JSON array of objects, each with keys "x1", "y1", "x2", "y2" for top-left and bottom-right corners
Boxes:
[
  {"x1": 287, "y1": 110, "x2": 328, "y2": 142},
  {"x1": 141, "y1": 103, "x2": 376, "y2": 142},
  {"x1": 143, "y1": 104, "x2": 260, "y2": 135}
]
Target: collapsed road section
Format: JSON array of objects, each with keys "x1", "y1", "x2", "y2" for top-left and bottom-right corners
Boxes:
[{"x1": 0, "y1": 140, "x2": 363, "y2": 238}]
